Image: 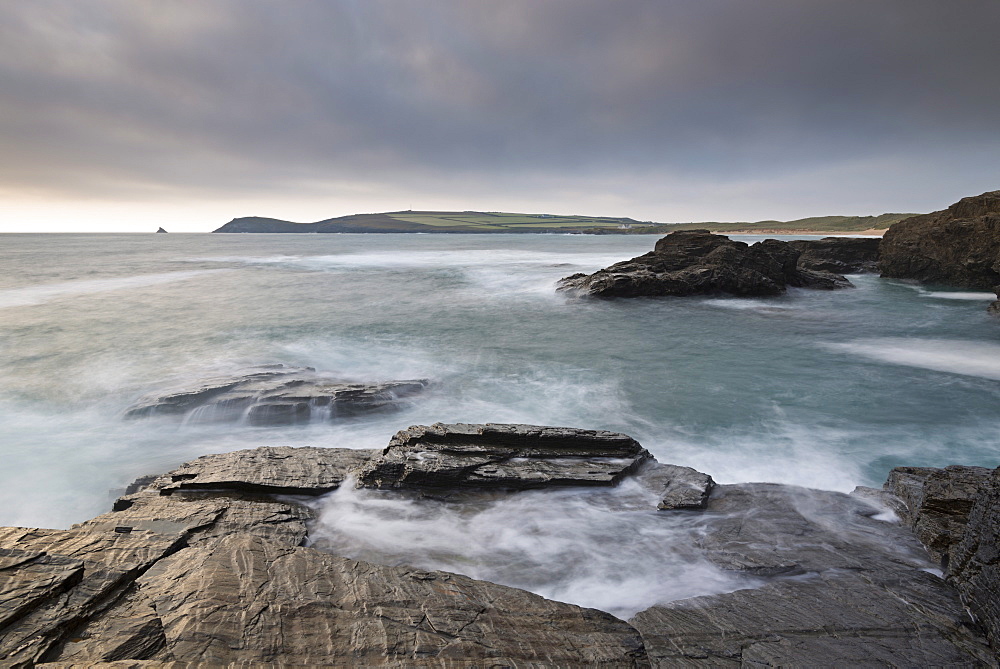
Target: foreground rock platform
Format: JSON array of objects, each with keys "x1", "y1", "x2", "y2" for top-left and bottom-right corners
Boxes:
[
  {"x1": 124, "y1": 365, "x2": 428, "y2": 426},
  {"x1": 557, "y1": 230, "x2": 853, "y2": 299},
  {"x1": 1, "y1": 424, "x2": 998, "y2": 667}
]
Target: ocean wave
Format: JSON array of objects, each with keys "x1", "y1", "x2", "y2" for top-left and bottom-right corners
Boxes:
[
  {"x1": 0, "y1": 270, "x2": 228, "y2": 309},
  {"x1": 823, "y1": 337, "x2": 1000, "y2": 381}
]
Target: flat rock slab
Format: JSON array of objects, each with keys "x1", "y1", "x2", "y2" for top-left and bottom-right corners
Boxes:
[
  {"x1": 629, "y1": 482, "x2": 994, "y2": 666},
  {"x1": 49, "y1": 533, "x2": 649, "y2": 667},
  {"x1": 82, "y1": 446, "x2": 377, "y2": 547},
  {"x1": 124, "y1": 365, "x2": 428, "y2": 426},
  {"x1": 357, "y1": 422, "x2": 652, "y2": 491},
  {"x1": 144, "y1": 445, "x2": 376, "y2": 496}
]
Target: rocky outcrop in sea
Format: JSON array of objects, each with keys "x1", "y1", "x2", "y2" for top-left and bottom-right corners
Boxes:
[
  {"x1": 124, "y1": 365, "x2": 428, "y2": 426},
  {"x1": 880, "y1": 190, "x2": 1000, "y2": 290},
  {"x1": 556, "y1": 230, "x2": 873, "y2": 298},
  {"x1": 2, "y1": 422, "x2": 998, "y2": 667}
]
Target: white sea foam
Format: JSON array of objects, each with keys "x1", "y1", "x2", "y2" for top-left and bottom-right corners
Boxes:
[
  {"x1": 186, "y1": 249, "x2": 626, "y2": 273},
  {"x1": 824, "y1": 338, "x2": 1000, "y2": 381},
  {"x1": 922, "y1": 291, "x2": 996, "y2": 301},
  {"x1": 0, "y1": 270, "x2": 228, "y2": 309},
  {"x1": 895, "y1": 282, "x2": 997, "y2": 301},
  {"x1": 308, "y1": 477, "x2": 758, "y2": 618}
]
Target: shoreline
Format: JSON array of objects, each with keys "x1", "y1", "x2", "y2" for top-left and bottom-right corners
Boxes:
[{"x1": 712, "y1": 227, "x2": 887, "y2": 236}]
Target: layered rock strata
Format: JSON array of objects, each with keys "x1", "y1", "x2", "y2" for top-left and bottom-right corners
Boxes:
[
  {"x1": 124, "y1": 365, "x2": 428, "y2": 426},
  {"x1": 875, "y1": 464, "x2": 1000, "y2": 653},
  {"x1": 557, "y1": 230, "x2": 852, "y2": 298},
  {"x1": 358, "y1": 422, "x2": 652, "y2": 491},
  {"x1": 1, "y1": 425, "x2": 996, "y2": 667},
  {"x1": 880, "y1": 190, "x2": 1000, "y2": 289}
]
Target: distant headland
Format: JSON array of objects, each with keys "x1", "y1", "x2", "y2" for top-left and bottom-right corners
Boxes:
[{"x1": 212, "y1": 210, "x2": 916, "y2": 235}]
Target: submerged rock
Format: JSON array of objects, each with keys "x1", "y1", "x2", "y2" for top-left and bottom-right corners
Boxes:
[
  {"x1": 789, "y1": 236, "x2": 881, "y2": 274},
  {"x1": 124, "y1": 365, "x2": 428, "y2": 426},
  {"x1": 557, "y1": 230, "x2": 851, "y2": 298},
  {"x1": 357, "y1": 422, "x2": 652, "y2": 491},
  {"x1": 880, "y1": 190, "x2": 1000, "y2": 289}
]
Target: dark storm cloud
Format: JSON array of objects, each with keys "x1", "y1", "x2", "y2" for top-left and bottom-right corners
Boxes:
[{"x1": 1, "y1": 0, "x2": 998, "y2": 206}]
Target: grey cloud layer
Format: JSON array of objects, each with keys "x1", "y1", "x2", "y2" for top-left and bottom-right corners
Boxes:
[{"x1": 1, "y1": 0, "x2": 998, "y2": 205}]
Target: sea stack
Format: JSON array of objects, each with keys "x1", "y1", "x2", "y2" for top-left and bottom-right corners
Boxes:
[{"x1": 156, "y1": 227, "x2": 168, "y2": 233}]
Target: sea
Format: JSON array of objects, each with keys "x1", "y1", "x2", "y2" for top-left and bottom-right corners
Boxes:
[{"x1": 2, "y1": 232, "x2": 998, "y2": 617}]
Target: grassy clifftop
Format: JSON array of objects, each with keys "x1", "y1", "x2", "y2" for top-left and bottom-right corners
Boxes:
[{"x1": 213, "y1": 211, "x2": 916, "y2": 234}]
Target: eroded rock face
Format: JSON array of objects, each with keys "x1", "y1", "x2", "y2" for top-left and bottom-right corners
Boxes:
[
  {"x1": 124, "y1": 365, "x2": 428, "y2": 426},
  {"x1": 357, "y1": 422, "x2": 652, "y2": 491},
  {"x1": 557, "y1": 230, "x2": 851, "y2": 298},
  {"x1": 882, "y1": 465, "x2": 992, "y2": 568},
  {"x1": 884, "y1": 464, "x2": 1000, "y2": 654},
  {"x1": 789, "y1": 236, "x2": 881, "y2": 274},
  {"x1": 630, "y1": 483, "x2": 995, "y2": 667},
  {"x1": 880, "y1": 190, "x2": 1000, "y2": 289}
]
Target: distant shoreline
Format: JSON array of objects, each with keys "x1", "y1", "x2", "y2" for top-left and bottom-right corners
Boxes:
[{"x1": 714, "y1": 228, "x2": 887, "y2": 237}]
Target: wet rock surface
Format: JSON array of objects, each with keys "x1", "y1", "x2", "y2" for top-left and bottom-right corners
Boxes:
[
  {"x1": 788, "y1": 236, "x2": 881, "y2": 274},
  {"x1": 639, "y1": 463, "x2": 715, "y2": 510},
  {"x1": 557, "y1": 230, "x2": 851, "y2": 299},
  {"x1": 124, "y1": 365, "x2": 428, "y2": 426},
  {"x1": 883, "y1": 464, "x2": 1000, "y2": 655},
  {"x1": 631, "y1": 483, "x2": 995, "y2": 666},
  {"x1": 357, "y1": 422, "x2": 652, "y2": 491},
  {"x1": 882, "y1": 464, "x2": 992, "y2": 567},
  {"x1": 2, "y1": 428, "x2": 998, "y2": 667},
  {"x1": 880, "y1": 190, "x2": 1000, "y2": 289}
]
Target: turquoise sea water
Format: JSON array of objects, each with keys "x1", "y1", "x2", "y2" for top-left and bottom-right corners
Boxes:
[{"x1": 1, "y1": 232, "x2": 997, "y2": 615}]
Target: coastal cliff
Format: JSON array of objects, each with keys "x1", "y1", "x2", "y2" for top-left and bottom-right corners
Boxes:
[
  {"x1": 2, "y1": 423, "x2": 997, "y2": 667},
  {"x1": 880, "y1": 190, "x2": 1000, "y2": 289}
]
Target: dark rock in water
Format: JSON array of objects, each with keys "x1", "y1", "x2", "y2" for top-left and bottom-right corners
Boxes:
[
  {"x1": 124, "y1": 365, "x2": 428, "y2": 426},
  {"x1": 630, "y1": 482, "x2": 995, "y2": 666},
  {"x1": 357, "y1": 422, "x2": 652, "y2": 491},
  {"x1": 638, "y1": 463, "x2": 715, "y2": 510},
  {"x1": 155, "y1": 227, "x2": 167, "y2": 233},
  {"x1": 880, "y1": 190, "x2": 1000, "y2": 289},
  {"x1": 557, "y1": 230, "x2": 851, "y2": 298},
  {"x1": 989, "y1": 288, "x2": 1000, "y2": 316},
  {"x1": 789, "y1": 236, "x2": 881, "y2": 274}
]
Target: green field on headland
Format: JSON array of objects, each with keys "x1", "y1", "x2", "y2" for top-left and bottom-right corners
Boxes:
[{"x1": 213, "y1": 211, "x2": 917, "y2": 234}]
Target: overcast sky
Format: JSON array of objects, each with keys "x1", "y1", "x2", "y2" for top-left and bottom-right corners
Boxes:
[{"x1": 2, "y1": 1, "x2": 998, "y2": 232}]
